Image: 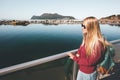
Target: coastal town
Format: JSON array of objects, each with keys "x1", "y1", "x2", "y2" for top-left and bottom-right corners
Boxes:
[
  {"x1": 99, "y1": 14, "x2": 120, "y2": 26},
  {"x1": 0, "y1": 13, "x2": 120, "y2": 26}
]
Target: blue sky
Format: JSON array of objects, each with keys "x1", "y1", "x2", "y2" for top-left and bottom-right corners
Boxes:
[{"x1": 0, "y1": 0, "x2": 120, "y2": 20}]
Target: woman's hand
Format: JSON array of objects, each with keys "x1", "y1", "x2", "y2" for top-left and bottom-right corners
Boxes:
[
  {"x1": 67, "y1": 52, "x2": 75, "y2": 59},
  {"x1": 76, "y1": 54, "x2": 80, "y2": 57}
]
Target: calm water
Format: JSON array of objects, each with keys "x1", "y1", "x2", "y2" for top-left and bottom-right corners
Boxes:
[{"x1": 0, "y1": 24, "x2": 120, "y2": 68}]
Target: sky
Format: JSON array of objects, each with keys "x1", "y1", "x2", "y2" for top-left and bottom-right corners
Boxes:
[{"x1": 0, "y1": 0, "x2": 120, "y2": 20}]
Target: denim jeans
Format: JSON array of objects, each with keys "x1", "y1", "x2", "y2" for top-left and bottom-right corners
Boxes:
[{"x1": 76, "y1": 70, "x2": 97, "y2": 80}]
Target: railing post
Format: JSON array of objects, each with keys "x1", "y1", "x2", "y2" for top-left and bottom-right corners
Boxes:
[{"x1": 72, "y1": 62, "x2": 78, "y2": 80}]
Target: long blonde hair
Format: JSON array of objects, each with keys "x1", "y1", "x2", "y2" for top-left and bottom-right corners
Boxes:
[{"x1": 82, "y1": 17, "x2": 111, "y2": 56}]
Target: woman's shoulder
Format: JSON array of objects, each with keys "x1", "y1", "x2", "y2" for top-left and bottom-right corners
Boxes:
[
  {"x1": 94, "y1": 40, "x2": 105, "y2": 51},
  {"x1": 95, "y1": 40, "x2": 102, "y2": 46}
]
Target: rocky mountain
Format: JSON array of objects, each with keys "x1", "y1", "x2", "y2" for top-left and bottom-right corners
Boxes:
[
  {"x1": 99, "y1": 14, "x2": 120, "y2": 25},
  {"x1": 100, "y1": 14, "x2": 120, "y2": 20},
  {"x1": 31, "y1": 13, "x2": 75, "y2": 19}
]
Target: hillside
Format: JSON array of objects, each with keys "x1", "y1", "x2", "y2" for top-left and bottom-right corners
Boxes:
[
  {"x1": 100, "y1": 15, "x2": 120, "y2": 20},
  {"x1": 31, "y1": 13, "x2": 75, "y2": 19},
  {"x1": 99, "y1": 14, "x2": 120, "y2": 25}
]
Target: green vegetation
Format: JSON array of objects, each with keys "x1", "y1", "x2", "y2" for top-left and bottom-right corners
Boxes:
[{"x1": 31, "y1": 13, "x2": 75, "y2": 19}]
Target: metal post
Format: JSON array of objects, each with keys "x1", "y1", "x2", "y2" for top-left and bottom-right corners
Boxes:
[{"x1": 72, "y1": 62, "x2": 78, "y2": 80}]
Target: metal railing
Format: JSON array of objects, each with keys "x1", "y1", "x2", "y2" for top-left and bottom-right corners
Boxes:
[
  {"x1": 110, "y1": 39, "x2": 120, "y2": 44},
  {"x1": 0, "y1": 39, "x2": 120, "y2": 76},
  {"x1": 0, "y1": 49, "x2": 77, "y2": 76}
]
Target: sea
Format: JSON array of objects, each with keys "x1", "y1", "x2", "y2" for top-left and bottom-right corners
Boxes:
[
  {"x1": 0, "y1": 24, "x2": 120, "y2": 80},
  {"x1": 0, "y1": 24, "x2": 120, "y2": 69}
]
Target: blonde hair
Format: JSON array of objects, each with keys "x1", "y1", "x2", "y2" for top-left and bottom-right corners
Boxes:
[{"x1": 82, "y1": 17, "x2": 111, "y2": 56}]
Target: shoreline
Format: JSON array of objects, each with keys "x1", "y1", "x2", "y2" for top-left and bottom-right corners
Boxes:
[{"x1": 0, "y1": 19, "x2": 120, "y2": 26}]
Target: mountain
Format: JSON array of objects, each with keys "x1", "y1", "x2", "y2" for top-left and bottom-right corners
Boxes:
[
  {"x1": 100, "y1": 14, "x2": 120, "y2": 20},
  {"x1": 31, "y1": 13, "x2": 75, "y2": 19},
  {"x1": 99, "y1": 14, "x2": 120, "y2": 25}
]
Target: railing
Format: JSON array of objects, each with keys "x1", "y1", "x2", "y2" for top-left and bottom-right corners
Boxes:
[
  {"x1": 0, "y1": 39, "x2": 120, "y2": 77},
  {"x1": 0, "y1": 49, "x2": 77, "y2": 76},
  {"x1": 110, "y1": 39, "x2": 120, "y2": 44}
]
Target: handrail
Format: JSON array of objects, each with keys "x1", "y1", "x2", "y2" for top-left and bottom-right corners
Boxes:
[
  {"x1": 110, "y1": 39, "x2": 120, "y2": 44},
  {"x1": 0, "y1": 49, "x2": 77, "y2": 76},
  {"x1": 0, "y1": 39, "x2": 120, "y2": 76}
]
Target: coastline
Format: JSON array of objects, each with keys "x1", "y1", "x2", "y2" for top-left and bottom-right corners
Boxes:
[{"x1": 0, "y1": 19, "x2": 120, "y2": 26}]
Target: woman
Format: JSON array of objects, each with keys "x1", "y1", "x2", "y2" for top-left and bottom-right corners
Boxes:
[{"x1": 67, "y1": 16, "x2": 111, "y2": 80}]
